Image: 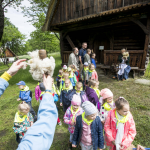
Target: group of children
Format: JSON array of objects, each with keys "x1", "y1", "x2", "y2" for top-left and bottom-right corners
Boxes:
[{"x1": 13, "y1": 63, "x2": 136, "y2": 150}]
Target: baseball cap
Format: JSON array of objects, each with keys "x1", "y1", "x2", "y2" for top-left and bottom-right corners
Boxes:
[
  {"x1": 63, "y1": 65, "x2": 67, "y2": 70},
  {"x1": 84, "y1": 62, "x2": 88, "y2": 66},
  {"x1": 16, "y1": 81, "x2": 26, "y2": 86}
]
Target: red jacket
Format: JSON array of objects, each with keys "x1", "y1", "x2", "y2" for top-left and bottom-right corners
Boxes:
[{"x1": 104, "y1": 109, "x2": 136, "y2": 150}]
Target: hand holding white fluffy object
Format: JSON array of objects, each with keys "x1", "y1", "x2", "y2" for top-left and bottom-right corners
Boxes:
[{"x1": 27, "y1": 50, "x2": 55, "y2": 81}]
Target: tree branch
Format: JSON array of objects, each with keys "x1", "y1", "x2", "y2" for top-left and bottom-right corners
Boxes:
[{"x1": 2, "y1": 0, "x2": 15, "y2": 9}]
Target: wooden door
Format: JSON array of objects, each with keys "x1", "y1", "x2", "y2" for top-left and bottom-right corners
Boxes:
[{"x1": 93, "y1": 34, "x2": 110, "y2": 64}]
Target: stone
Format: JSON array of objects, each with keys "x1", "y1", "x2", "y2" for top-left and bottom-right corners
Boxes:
[{"x1": 134, "y1": 79, "x2": 150, "y2": 85}]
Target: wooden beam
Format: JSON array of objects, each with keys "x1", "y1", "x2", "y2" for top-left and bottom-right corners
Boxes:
[
  {"x1": 54, "y1": 33, "x2": 60, "y2": 40},
  {"x1": 130, "y1": 17, "x2": 149, "y2": 35},
  {"x1": 62, "y1": 16, "x2": 141, "y2": 33},
  {"x1": 104, "y1": 50, "x2": 144, "y2": 53},
  {"x1": 66, "y1": 35, "x2": 75, "y2": 48},
  {"x1": 141, "y1": 15, "x2": 150, "y2": 69}
]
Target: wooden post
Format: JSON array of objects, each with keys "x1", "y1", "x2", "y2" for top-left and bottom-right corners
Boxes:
[
  {"x1": 60, "y1": 32, "x2": 64, "y2": 65},
  {"x1": 141, "y1": 15, "x2": 150, "y2": 69},
  {"x1": 66, "y1": 35, "x2": 75, "y2": 48}
]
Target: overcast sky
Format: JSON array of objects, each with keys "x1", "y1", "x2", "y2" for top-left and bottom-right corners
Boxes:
[{"x1": 5, "y1": 0, "x2": 36, "y2": 40}]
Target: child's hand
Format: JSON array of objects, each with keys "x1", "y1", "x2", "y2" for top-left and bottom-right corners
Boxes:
[
  {"x1": 31, "y1": 122, "x2": 33, "y2": 126},
  {"x1": 101, "y1": 121, "x2": 105, "y2": 124},
  {"x1": 26, "y1": 127, "x2": 30, "y2": 130},
  {"x1": 112, "y1": 141, "x2": 115, "y2": 145},
  {"x1": 59, "y1": 79, "x2": 61, "y2": 82},
  {"x1": 72, "y1": 144, "x2": 77, "y2": 148},
  {"x1": 70, "y1": 121, "x2": 75, "y2": 126},
  {"x1": 17, "y1": 98, "x2": 21, "y2": 101},
  {"x1": 120, "y1": 144, "x2": 124, "y2": 150},
  {"x1": 60, "y1": 103, "x2": 63, "y2": 106}
]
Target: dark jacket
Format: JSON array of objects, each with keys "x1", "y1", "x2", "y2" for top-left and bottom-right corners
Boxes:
[
  {"x1": 60, "y1": 89, "x2": 73, "y2": 112},
  {"x1": 118, "y1": 54, "x2": 130, "y2": 66},
  {"x1": 68, "y1": 89, "x2": 89, "y2": 104},
  {"x1": 85, "y1": 86, "x2": 99, "y2": 106},
  {"x1": 72, "y1": 115, "x2": 104, "y2": 150}
]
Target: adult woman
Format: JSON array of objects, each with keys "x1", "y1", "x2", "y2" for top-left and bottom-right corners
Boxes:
[{"x1": 113, "y1": 48, "x2": 131, "y2": 81}]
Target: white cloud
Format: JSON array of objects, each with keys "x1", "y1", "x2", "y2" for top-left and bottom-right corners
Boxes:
[{"x1": 5, "y1": 0, "x2": 36, "y2": 40}]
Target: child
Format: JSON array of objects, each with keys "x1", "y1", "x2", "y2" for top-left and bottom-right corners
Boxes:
[
  {"x1": 35, "y1": 81, "x2": 41, "y2": 102},
  {"x1": 81, "y1": 62, "x2": 89, "y2": 90},
  {"x1": 62, "y1": 72, "x2": 72, "y2": 90},
  {"x1": 13, "y1": 102, "x2": 33, "y2": 143},
  {"x1": 60, "y1": 79, "x2": 73, "y2": 112},
  {"x1": 88, "y1": 63, "x2": 98, "y2": 81},
  {"x1": 72, "y1": 101, "x2": 104, "y2": 150},
  {"x1": 98, "y1": 88, "x2": 115, "y2": 124},
  {"x1": 84, "y1": 49, "x2": 91, "y2": 64},
  {"x1": 85, "y1": 79, "x2": 99, "y2": 106},
  {"x1": 16, "y1": 81, "x2": 36, "y2": 121},
  {"x1": 68, "y1": 67, "x2": 77, "y2": 89},
  {"x1": 104, "y1": 97, "x2": 136, "y2": 150},
  {"x1": 62, "y1": 65, "x2": 68, "y2": 73},
  {"x1": 56, "y1": 69, "x2": 63, "y2": 89},
  {"x1": 64, "y1": 95, "x2": 83, "y2": 150},
  {"x1": 68, "y1": 82, "x2": 88, "y2": 105},
  {"x1": 91, "y1": 53, "x2": 96, "y2": 68},
  {"x1": 70, "y1": 65, "x2": 79, "y2": 82}
]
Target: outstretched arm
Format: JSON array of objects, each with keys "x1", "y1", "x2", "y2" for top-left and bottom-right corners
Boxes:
[
  {"x1": 17, "y1": 75, "x2": 58, "y2": 150},
  {"x1": 0, "y1": 59, "x2": 26, "y2": 97}
]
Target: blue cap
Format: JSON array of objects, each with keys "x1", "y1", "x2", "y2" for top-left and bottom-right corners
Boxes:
[{"x1": 16, "y1": 81, "x2": 26, "y2": 86}]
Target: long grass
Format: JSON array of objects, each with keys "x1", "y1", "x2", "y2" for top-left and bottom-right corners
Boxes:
[{"x1": 0, "y1": 53, "x2": 150, "y2": 149}]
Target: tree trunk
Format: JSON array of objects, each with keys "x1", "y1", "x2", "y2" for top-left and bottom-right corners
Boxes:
[{"x1": 0, "y1": 1, "x2": 4, "y2": 42}]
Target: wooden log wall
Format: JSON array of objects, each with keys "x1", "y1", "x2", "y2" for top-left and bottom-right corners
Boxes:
[{"x1": 51, "y1": 0, "x2": 149, "y2": 25}]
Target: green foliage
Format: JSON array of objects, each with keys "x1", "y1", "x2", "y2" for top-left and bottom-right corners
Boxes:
[
  {"x1": 0, "y1": 18, "x2": 26, "y2": 55},
  {"x1": 144, "y1": 61, "x2": 150, "y2": 78},
  {"x1": 26, "y1": 13, "x2": 60, "y2": 53}
]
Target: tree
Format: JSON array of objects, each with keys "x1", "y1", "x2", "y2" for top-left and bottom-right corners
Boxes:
[
  {"x1": 0, "y1": 0, "x2": 23, "y2": 41},
  {"x1": 26, "y1": 13, "x2": 60, "y2": 53},
  {"x1": 0, "y1": 17, "x2": 26, "y2": 55}
]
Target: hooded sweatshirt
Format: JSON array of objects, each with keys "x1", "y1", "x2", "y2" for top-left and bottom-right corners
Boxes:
[{"x1": 85, "y1": 86, "x2": 99, "y2": 106}]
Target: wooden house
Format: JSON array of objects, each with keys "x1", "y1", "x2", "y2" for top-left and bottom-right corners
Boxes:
[{"x1": 43, "y1": 0, "x2": 150, "y2": 69}]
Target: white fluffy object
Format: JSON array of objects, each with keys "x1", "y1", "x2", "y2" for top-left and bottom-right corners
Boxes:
[{"x1": 27, "y1": 50, "x2": 55, "y2": 81}]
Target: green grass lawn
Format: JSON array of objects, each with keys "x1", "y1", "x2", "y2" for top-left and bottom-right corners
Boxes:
[
  {"x1": 0, "y1": 63, "x2": 12, "y2": 71},
  {"x1": 0, "y1": 53, "x2": 150, "y2": 149}
]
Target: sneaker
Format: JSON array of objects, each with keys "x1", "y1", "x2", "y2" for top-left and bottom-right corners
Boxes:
[{"x1": 58, "y1": 121, "x2": 62, "y2": 126}]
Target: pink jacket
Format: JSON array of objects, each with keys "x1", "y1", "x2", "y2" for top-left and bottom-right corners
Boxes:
[
  {"x1": 104, "y1": 109, "x2": 136, "y2": 150},
  {"x1": 91, "y1": 71, "x2": 98, "y2": 81},
  {"x1": 35, "y1": 85, "x2": 41, "y2": 101}
]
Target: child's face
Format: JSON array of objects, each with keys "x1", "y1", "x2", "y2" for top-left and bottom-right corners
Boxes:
[
  {"x1": 65, "y1": 80, "x2": 70, "y2": 88},
  {"x1": 88, "y1": 51, "x2": 91, "y2": 55},
  {"x1": 117, "y1": 104, "x2": 129, "y2": 116},
  {"x1": 90, "y1": 65, "x2": 95, "y2": 70},
  {"x1": 18, "y1": 85, "x2": 25, "y2": 89},
  {"x1": 19, "y1": 111, "x2": 28, "y2": 116},
  {"x1": 84, "y1": 66, "x2": 88, "y2": 68},
  {"x1": 64, "y1": 75, "x2": 69, "y2": 80},
  {"x1": 72, "y1": 105, "x2": 80, "y2": 111},
  {"x1": 86, "y1": 112, "x2": 97, "y2": 121},
  {"x1": 95, "y1": 83, "x2": 99, "y2": 88},
  {"x1": 92, "y1": 54, "x2": 95, "y2": 59},
  {"x1": 107, "y1": 96, "x2": 113, "y2": 103},
  {"x1": 76, "y1": 85, "x2": 82, "y2": 91},
  {"x1": 63, "y1": 69, "x2": 67, "y2": 72},
  {"x1": 59, "y1": 72, "x2": 63, "y2": 75}
]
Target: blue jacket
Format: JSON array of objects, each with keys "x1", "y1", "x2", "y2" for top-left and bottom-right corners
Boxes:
[
  {"x1": 91, "y1": 58, "x2": 96, "y2": 68},
  {"x1": 0, "y1": 77, "x2": 58, "y2": 150},
  {"x1": 19, "y1": 89, "x2": 31, "y2": 102},
  {"x1": 72, "y1": 115, "x2": 104, "y2": 150},
  {"x1": 60, "y1": 89, "x2": 73, "y2": 112}
]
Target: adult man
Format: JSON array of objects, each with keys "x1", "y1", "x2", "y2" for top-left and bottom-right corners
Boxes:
[
  {"x1": 68, "y1": 47, "x2": 79, "y2": 70},
  {"x1": 79, "y1": 42, "x2": 87, "y2": 74}
]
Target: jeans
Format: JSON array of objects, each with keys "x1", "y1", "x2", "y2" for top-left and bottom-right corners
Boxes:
[
  {"x1": 70, "y1": 133, "x2": 74, "y2": 143},
  {"x1": 26, "y1": 101, "x2": 36, "y2": 117},
  {"x1": 80, "y1": 142, "x2": 93, "y2": 150}
]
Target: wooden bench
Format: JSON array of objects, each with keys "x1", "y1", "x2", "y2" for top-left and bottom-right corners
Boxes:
[{"x1": 100, "y1": 66, "x2": 144, "y2": 79}]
